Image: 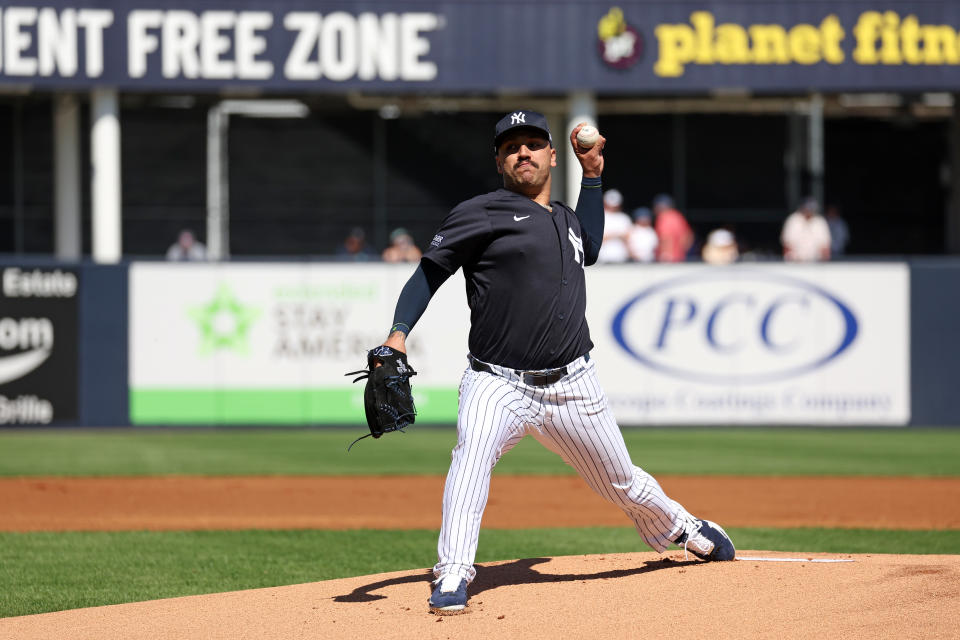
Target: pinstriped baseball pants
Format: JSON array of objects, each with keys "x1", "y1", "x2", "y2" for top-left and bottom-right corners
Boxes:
[{"x1": 433, "y1": 354, "x2": 690, "y2": 583}]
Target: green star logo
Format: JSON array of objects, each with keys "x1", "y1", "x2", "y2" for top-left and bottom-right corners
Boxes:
[{"x1": 189, "y1": 284, "x2": 260, "y2": 355}]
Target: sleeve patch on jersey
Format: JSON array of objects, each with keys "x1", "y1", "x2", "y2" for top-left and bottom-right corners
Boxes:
[{"x1": 430, "y1": 234, "x2": 444, "y2": 247}]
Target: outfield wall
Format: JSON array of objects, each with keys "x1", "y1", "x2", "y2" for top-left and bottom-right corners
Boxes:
[
  {"x1": 1, "y1": 259, "x2": 957, "y2": 427},
  {"x1": 910, "y1": 261, "x2": 960, "y2": 426}
]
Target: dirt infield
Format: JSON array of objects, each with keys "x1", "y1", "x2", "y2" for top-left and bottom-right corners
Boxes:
[
  {"x1": 3, "y1": 474, "x2": 960, "y2": 531},
  {"x1": 3, "y1": 551, "x2": 959, "y2": 639}
]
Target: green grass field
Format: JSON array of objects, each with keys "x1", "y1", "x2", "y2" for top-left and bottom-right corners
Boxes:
[
  {"x1": 2, "y1": 427, "x2": 959, "y2": 476},
  {"x1": 1, "y1": 427, "x2": 958, "y2": 618}
]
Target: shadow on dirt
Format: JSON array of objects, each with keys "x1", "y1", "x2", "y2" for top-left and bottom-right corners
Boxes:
[{"x1": 332, "y1": 556, "x2": 700, "y2": 604}]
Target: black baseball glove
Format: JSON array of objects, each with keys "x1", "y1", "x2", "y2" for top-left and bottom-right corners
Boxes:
[{"x1": 345, "y1": 346, "x2": 417, "y2": 449}]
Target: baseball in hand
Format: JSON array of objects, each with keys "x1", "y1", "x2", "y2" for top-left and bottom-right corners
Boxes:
[{"x1": 576, "y1": 125, "x2": 600, "y2": 148}]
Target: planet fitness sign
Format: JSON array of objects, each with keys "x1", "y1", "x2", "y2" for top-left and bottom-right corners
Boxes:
[{"x1": 3, "y1": 1, "x2": 960, "y2": 92}]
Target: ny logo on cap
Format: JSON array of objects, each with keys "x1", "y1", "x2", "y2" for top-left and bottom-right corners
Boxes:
[{"x1": 510, "y1": 112, "x2": 526, "y2": 125}]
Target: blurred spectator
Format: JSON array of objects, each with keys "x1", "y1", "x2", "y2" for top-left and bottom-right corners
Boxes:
[
  {"x1": 597, "y1": 189, "x2": 632, "y2": 263},
  {"x1": 653, "y1": 194, "x2": 693, "y2": 262},
  {"x1": 825, "y1": 204, "x2": 850, "y2": 257},
  {"x1": 337, "y1": 227, "x2": 378, "y2": 261},
  {"x1": 166, "y1": 229, "x2": 206, "y2": 261},
  {"x1": 626, "y1": 207, "x2": 658, "y2": 263},
  {"x1": 382, "y1": 227, "x2": 423, "y2": 263},
  {"x1": 781, "y1": 197, "x2": 831, "y2": 262},
  {"x1": 702, "y1": 228, "x2": 739, "y2": 265}
]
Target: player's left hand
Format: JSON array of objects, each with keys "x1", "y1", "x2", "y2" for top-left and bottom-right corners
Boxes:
[
  {"x1": 344, "y1": 346, "x2": 417, "y2": 450},
  {"x1": 570, "y1": 123, "x2": 605, "y2": 179}
]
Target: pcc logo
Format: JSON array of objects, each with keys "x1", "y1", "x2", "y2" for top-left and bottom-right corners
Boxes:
[{"x1": 611, "y1": 270, "x2": 859, "y2": 384}]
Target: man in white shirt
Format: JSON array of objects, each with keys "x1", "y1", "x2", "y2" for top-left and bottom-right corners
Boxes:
[
  {"x1": 781, "y1": 197, "x2": 831, "y2": 262},
  {"x1": 597, "y1": 189, "x2": 633, "y2": 263},
  {"x1": 627, "y1": 207, "x2": 658, "y2": 263}
]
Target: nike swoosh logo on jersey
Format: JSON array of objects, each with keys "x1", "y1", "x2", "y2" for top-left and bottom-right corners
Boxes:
[{"x1": 514, "y1": 215, "x2": 530, "y2": 221}]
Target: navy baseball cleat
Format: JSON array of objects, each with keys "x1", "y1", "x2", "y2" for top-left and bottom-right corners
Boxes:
[
  {"x1": 675, "y1": 518, "x2": 736, "y2": 561},
  {"x1": 429, "y1": 575, "x2": 469, "y2": 614}
]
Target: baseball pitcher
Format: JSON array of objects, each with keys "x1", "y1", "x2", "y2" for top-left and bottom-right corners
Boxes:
[{"x1": 358, "y1": 110, "x2": 735, "y2": 615}]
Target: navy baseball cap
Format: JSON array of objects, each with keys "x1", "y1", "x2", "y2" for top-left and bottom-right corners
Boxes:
[{"x1": 494, "y1": 110, "x2": 552, "y2": 151}]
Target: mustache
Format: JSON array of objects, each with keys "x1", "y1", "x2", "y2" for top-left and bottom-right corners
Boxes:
[{"x1": 515, "y1": 159, "x2": 538, "y2": 169}]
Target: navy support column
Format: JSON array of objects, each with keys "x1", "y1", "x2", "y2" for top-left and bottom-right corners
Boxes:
[{"x1": 79, "y1": 264, "x2": 130, "y2": 427}]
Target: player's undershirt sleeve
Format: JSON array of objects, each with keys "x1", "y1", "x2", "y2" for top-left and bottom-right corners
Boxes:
[
  {"x1": 575, "y1": 176, "x2": 604, "y2": 266},
  {"x1": 391, "y1": 259, "x2": 453, "y2": 335}
]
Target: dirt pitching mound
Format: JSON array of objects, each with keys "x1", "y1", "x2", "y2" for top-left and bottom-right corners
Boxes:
[{"x1": 3, "y1": 552, "x2": 958, "y2": 639}]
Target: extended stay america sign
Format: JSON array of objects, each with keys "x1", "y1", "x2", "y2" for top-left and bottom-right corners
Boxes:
[{"x1": 4, "y1": 2, "x2": 960, "y2": 92}]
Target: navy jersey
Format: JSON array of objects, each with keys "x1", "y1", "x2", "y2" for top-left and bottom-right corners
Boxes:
[{"x1": 423, "y1": 188, "x2": 594, "y2": 370}]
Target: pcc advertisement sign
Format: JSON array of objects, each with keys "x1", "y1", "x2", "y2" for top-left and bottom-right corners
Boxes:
[
  {"x1": 0, "y1": 266, "x2": 79, "y2": 425},
  {"x1": 586, "y1": 263, "x2": 910, "y2": 425},
  {"x1": 4, "y1": 2, "x2": 960, "y2": 92}
]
